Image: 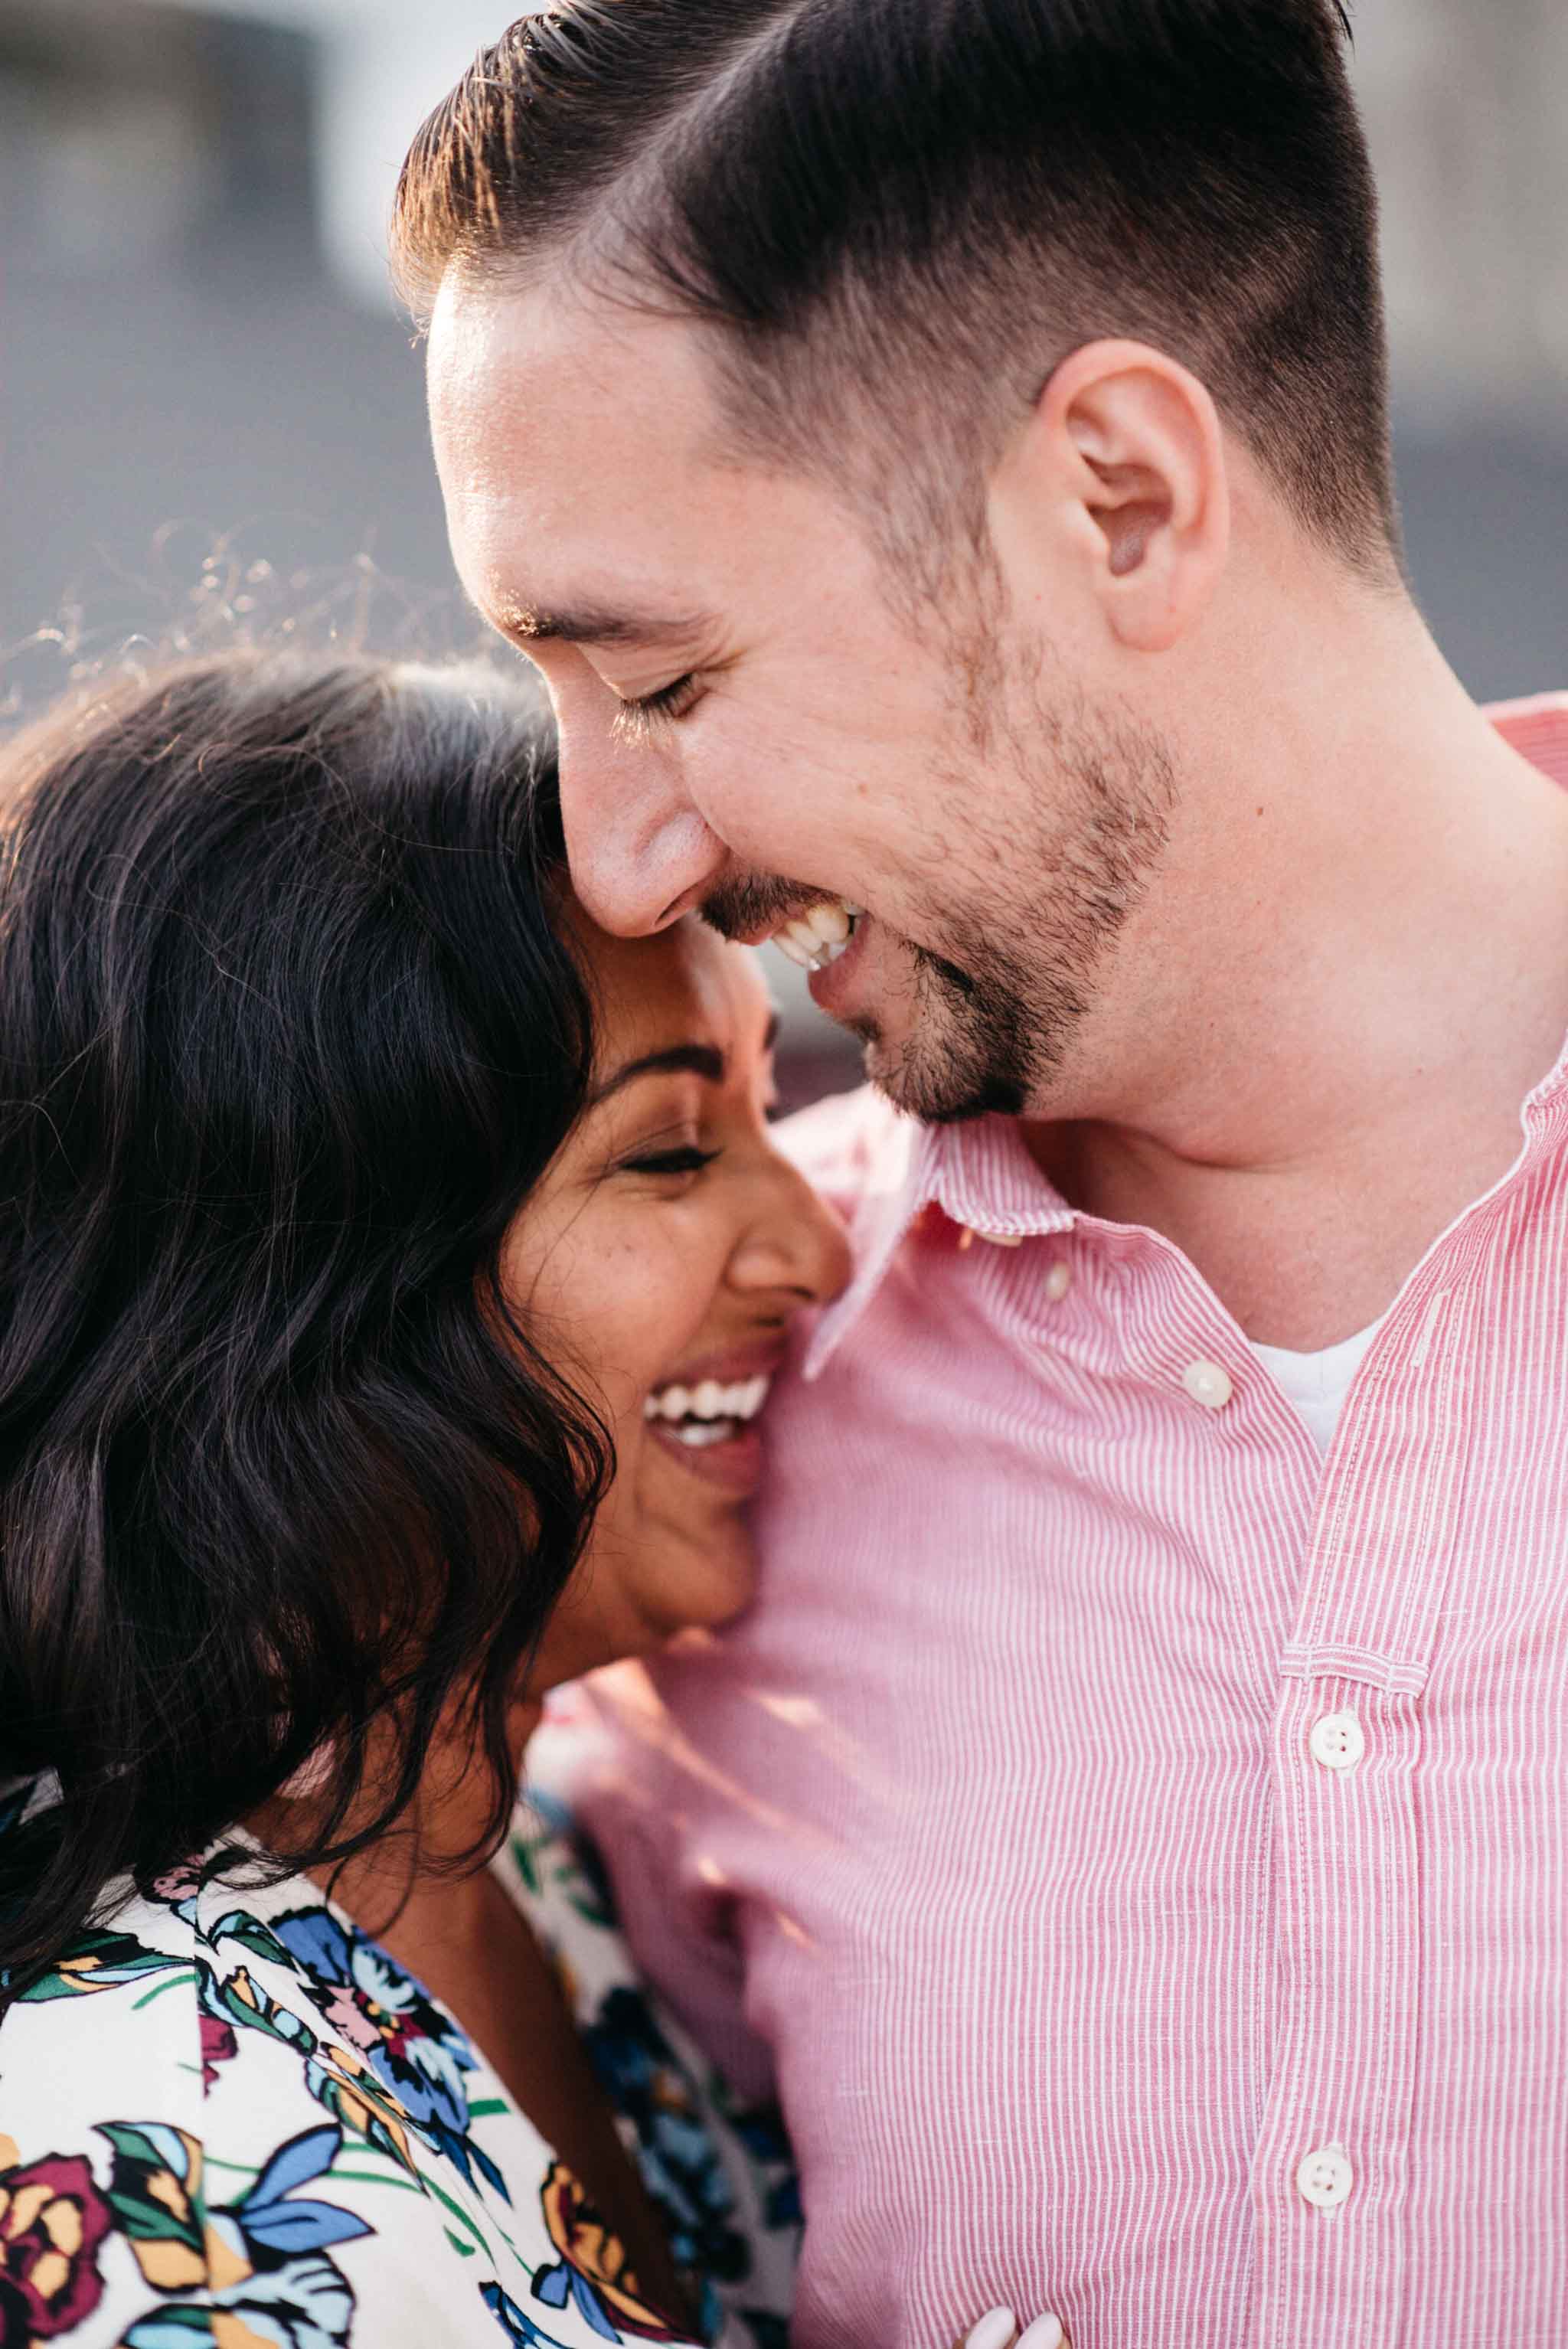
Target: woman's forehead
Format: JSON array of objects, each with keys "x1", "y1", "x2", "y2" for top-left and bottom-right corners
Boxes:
[{"x1": 587, "y1": 916, "x2": 770, "y2": 1054}]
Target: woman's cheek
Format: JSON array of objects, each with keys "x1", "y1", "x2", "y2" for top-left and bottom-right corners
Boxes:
[{"x1": 608, "y1": 1215, "x2": 715, "y2": 1361}]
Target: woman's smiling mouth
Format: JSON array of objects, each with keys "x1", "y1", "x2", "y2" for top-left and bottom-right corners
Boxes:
[
  {"x1": 643, "y1": 1373, "x2": 773, "y2": 1444},
  {"x1": 642, "y1": 1350, "x2": 783, "y2": 1493}
]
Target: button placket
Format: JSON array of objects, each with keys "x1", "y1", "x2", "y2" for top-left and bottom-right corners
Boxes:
[
  {"x1": 1253, "y1": 1678, "x2": 1422, "y2": 2346},
  {"x1": 1252, "y1": 1275, "x2": 1481, "y2": 2341}
]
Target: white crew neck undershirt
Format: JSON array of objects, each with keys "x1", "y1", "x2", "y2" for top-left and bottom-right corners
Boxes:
[{"x1": 1248, "y1": 1317, "x2": 1385, "y2": 1454}]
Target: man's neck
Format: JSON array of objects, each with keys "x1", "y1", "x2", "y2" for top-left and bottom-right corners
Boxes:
[{"x1": 1030, "y1": 616, "x2": 1568, "y2": 1348}]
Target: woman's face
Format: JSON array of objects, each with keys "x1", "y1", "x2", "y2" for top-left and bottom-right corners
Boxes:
[{"x1": 505, "y1": 914, "x2": 851, "y2": 1686}]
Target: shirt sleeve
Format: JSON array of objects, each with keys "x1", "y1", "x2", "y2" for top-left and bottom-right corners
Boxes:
[
  {"x1": 527, "y1": 1677, "x2": 778, "y2": 2107},
  {"x1": 507, "y1": 1743, "x2": 802, "y2": 2347},
  {"x1": 0, "y1": 1844, "x2": 719, "y2": 2349}
]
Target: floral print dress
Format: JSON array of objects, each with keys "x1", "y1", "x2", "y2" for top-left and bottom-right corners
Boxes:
[{"x1": 0, "y1": 1781, "x2": 799, "y2": 2349}]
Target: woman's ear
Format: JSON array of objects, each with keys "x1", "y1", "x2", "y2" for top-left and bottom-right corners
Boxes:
[{"x1": 989, "y1": 338, "x2": 1231, "y2": 655}]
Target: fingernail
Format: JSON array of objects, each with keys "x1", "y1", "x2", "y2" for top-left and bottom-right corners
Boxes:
[
  {"x1": 965, "y1": 2310, "x2": 1018, "y2": 2349},
  {"x1": 1017, "y1": 2319, "x2": 1065, "y2": 2349}
]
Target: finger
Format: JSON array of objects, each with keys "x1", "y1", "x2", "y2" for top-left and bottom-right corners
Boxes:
[
  {"x1": 962, "y1": 2308, "x2": 1019, "y2": 2349},
  {"x1": 1017, "y1": 2320, "x2": 1066, "y2": 2349}
]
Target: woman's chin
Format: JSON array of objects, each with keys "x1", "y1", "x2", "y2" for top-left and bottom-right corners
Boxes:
[{"x1": 632, "y1": 1509, "x2": 759, "y2": 1647}]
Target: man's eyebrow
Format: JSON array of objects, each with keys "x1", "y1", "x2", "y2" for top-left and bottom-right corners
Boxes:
[
  {"x1": 590, "y1": 1043, "x2": 727, "y2": 1105},
  {"x1": 503, "y1": 600, "x2": 709, "y2": 652}
]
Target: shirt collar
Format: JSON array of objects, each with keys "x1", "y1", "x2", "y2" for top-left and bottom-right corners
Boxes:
[
  {"x1": 1519, "y1": 1027, "x2": 1568, "y2": 1135},
  {"x1": 804, "y1": 1114, "x2": 1073, "y2": 1380},
  {"x1": 1496, "y1": 698, "x2": 1568, "y2": 1143}
]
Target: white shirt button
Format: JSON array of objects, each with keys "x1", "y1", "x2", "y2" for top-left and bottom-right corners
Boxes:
[
  {"x1": 1183, "y1": 1359, "x2": 1234, "y2": 1411},
  {"x1": 1296, "y1": 2145, "x2": 1354, "y2": 2210},
  {"x1": 1045, "y1": 1260, "x2": 1073, "y2": 1302},
  {"x1": 1308, "y1": 1710, "x2": 1365, "y2": 1773}
]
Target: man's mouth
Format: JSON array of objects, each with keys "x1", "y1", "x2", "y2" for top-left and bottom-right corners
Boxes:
[{"x1": 763, "y1": 897, "x2": 864, "y2": 972}]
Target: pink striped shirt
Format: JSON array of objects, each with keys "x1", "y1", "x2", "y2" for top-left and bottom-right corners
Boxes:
[{"x1": 572, "y1": 698, "x2": 1568, "y2": 2349}]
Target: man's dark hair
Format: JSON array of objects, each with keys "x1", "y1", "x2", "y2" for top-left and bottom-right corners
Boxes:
[
  {"x1": 393, "y1": 0, "x2": 1398, "y2": 583},
  {"x1": 0, "y1": 652, "x2": 605, "y2": 1985}
]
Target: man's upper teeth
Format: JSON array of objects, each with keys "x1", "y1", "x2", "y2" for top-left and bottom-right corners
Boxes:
[
  {"x1": 644, "y1": 1374, "x2": 773, "y2": 1423},
  {"x1": 772, "y1": 897, "x2": 861, "y2": 970}
]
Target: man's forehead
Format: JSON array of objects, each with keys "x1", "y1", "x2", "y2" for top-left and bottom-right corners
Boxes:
[
  {"x1": 427, "y1": 283, "x2": 737, "y2": 618},
  {"x1": 427, "y1": 273, "x2": 883, "y2": 657},
  {"x1": 428, "y1": 270, "x2": 717, "y2": 453}
]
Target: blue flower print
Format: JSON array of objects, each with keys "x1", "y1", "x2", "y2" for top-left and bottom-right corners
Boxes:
[
  {"x1": 481, "y1": 2278, "x2": 574, "y2": 2348},
  {"x1": 107, "y1": 2121, "x2": 369, "y2": 2349},
  {"x1": 580, "y1": 1989, "x2": 748, "y2": 2286},
  {"x1": 269, "y1": 1906, "x2": 508, "y2": 2200}
]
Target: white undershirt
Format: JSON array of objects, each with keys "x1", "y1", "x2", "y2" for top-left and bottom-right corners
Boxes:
[{"x1": 1249, "y1": 1317, "x2": 1384, "y2": 1454}]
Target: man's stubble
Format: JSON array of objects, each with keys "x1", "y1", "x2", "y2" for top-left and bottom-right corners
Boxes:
[{"x1": 705, "y1": 616, "x2": 1178, "y2": 1126}]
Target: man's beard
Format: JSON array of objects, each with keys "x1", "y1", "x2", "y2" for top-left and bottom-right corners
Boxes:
[
  {"x1": 886, "y1": 687, "x2": 1176, "y2": 1121},
  {"x1": 703, "y1": 665, "x2": 1177, "y2": 1125}
]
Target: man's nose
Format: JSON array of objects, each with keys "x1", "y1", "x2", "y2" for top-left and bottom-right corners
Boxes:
[{"x1": 556, "y1": 709, "x2": 727, "y2": 939}]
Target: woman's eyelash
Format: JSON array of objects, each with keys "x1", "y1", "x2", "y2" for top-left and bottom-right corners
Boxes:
[
  {"x1": 620, "y1": 1145, "x2": 721, "y2": 1178},
  {"x1": 611, "y1": 674, "x2": 701, "y2": 744}
]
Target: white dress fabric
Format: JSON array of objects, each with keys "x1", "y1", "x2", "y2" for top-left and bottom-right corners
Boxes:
[{"x1": 0, "y1": 1779, "x2": 799, "y2": 2349}]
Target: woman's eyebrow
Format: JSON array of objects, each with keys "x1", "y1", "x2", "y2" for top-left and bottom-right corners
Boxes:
[{"x1": 590, "y1": 1044, "x2": 727, "y2": 1105}]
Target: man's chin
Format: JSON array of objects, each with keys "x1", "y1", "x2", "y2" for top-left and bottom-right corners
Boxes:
[
  {"x1": 845, "y1": 939, "x2": 1034, "y2": 1124},
  {"x1": 861, "y1": 1027, "x2": 1027, "y2": 1125}
]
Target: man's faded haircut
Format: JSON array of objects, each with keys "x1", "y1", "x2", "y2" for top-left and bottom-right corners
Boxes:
[{"x1": 392, "y1": 0, "x2": 1399, "y2": 586}]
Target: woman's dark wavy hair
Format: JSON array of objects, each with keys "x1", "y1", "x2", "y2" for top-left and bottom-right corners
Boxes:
[{"x1": 0, "y1": 650, "x2": 607, "y2": 1983}]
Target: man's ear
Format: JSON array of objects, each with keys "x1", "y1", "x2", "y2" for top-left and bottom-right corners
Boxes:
[{"x1": 990, "y1": 339, "x2": 1230, "y2": 654}]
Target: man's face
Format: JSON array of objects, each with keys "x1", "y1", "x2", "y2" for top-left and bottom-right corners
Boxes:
[{"x1": 429, "y1": 279, "x2": 1175, "y2": 1121}]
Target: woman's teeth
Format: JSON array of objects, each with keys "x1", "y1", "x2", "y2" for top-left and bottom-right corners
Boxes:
[
  {"x1": 643, "y1": 1374, "x2": 773, "y2": 1447},
  {"x1": 771, "y1": 898, "x2": 864, "y2": 972}
]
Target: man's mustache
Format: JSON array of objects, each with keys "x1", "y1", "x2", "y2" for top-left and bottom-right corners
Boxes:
[{"x1": 701, "y1": 873, "x2": 825, "y2": 943}]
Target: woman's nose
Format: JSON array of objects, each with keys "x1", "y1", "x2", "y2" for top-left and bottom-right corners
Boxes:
[{"x1": 729, "y1": 1149, "x2": 853, "y2": 1305}]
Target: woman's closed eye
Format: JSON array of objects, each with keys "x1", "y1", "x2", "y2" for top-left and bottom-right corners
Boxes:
[
  {"x1": 611, "y1": 674, "x2": 701, "y2": 744},
  {"x1": 618, "y1": 1142, "x2": 723, "y2": 1181}
]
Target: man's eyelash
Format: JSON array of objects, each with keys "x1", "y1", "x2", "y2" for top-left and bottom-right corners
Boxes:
[{"x1": 611, "y1": 675, "x2": 701, "y2": 744}]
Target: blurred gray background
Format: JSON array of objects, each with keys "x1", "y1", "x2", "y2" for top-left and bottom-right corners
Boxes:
[{"x1": 2, "y1": 0, "x2": 1565, "y2": 1094}]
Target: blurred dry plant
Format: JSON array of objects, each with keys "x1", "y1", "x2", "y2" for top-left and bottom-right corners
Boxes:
[{"x1": 0, "y1": 525, "x2": 497, "y2": 736}]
